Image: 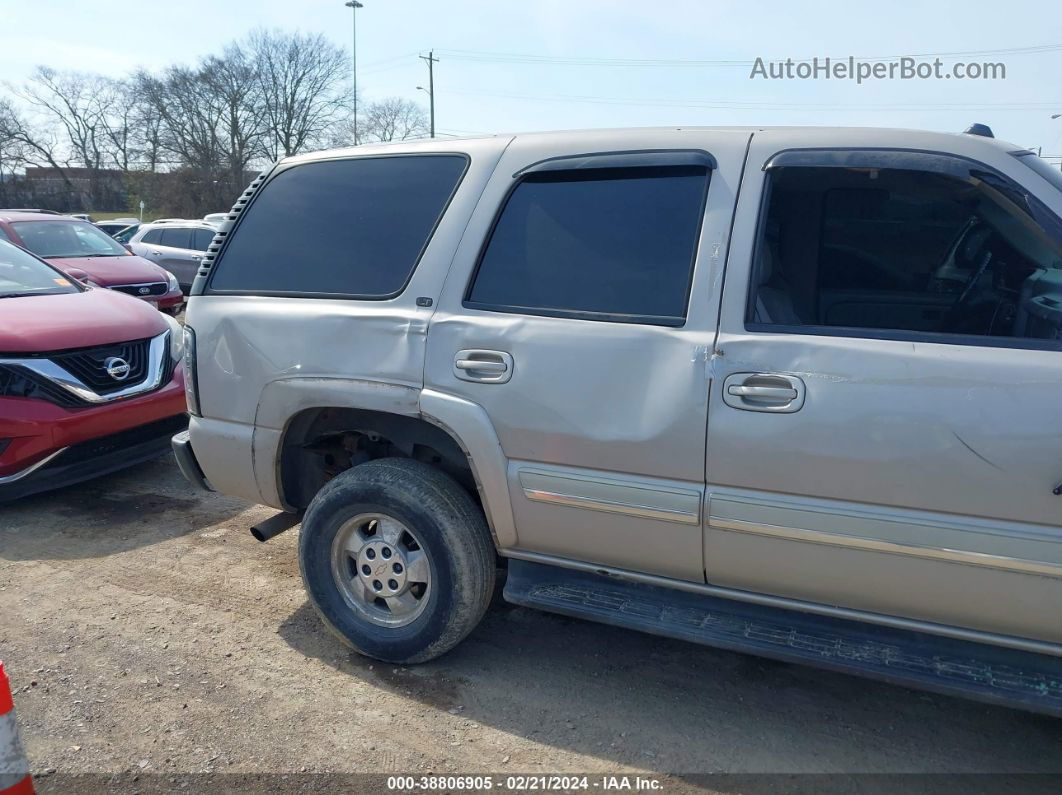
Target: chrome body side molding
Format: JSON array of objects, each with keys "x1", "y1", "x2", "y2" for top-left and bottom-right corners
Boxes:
[{"x1": 518, "y1": 467, "x2": 701, "y2": 526}]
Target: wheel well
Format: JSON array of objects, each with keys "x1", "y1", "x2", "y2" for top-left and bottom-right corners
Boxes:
[{"x1": 279, "y1": 407, "x2": 478, "y2": 511}]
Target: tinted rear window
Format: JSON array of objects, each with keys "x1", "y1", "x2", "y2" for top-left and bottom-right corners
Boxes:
[
  {"x1": 192, "y1": 228, "x2": 215, "y2": 251},
  {"x1": 160, "y1": 228, "x2": 192, "y2": 249},
  {"x1": 209, "y1": 154, "x2": 468, "y2": 297},
  {"x1": 466, "y1": 166, "x2": 709, "y2": 324}
]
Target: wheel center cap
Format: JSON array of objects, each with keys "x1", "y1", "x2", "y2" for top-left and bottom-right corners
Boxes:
[{"x1": 357, "y1": 540, "x2": 408, "y2": 596}]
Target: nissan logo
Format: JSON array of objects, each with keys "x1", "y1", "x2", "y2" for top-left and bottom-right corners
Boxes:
[{"x1": 104, "y1": 356, "x2": 131, "y2": 381}]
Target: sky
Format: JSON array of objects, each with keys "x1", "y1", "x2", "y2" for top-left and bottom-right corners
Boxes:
[{"x1": 2, "y1": 0, "x2": 1060, "y2": 160}]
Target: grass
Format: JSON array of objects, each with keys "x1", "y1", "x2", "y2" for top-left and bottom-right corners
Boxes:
[{"x1": 91, "y1": 211, "x2": 142, "y2": 221}]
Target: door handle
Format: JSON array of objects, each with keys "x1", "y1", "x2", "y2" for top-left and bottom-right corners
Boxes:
[
  {"x1": 727, "y1": 385, "x2": 798, "y2": 401},
  {"x1": 453, "y1": 349, "x2": 513, "y2": 384},
  {"x1": 722, "y1": 373, "x2": 805, "y2": 413},
  {"x1": 456, "y1": 359, "x2": 506, "y2": 373}
]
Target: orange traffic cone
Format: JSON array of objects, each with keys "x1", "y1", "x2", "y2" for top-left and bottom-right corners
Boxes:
[{"x1": 0, "y1": 662, "x2": 33, "y2": 795}]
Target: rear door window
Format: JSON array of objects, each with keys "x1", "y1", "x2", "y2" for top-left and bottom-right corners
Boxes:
[
  {"x1": 466, "y1": 166, "x2": 710, "y2": 325},
  {"x1": 160, "y1": 228, "x2": 192, "y2": 250},
  {"x1": 208, "y1": 154, "x2": 468, "y2": 297}
]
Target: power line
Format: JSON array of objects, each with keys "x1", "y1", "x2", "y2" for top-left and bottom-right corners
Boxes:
[
  {"x1": 441, "y1": 87, "x2": 1062, "y2": 112},
  {"x1": 433, "y1": 43, "x2": 1062, "y2": 69}
]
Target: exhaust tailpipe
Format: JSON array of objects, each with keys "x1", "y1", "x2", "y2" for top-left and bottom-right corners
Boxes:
[{"x1": 250, "y1": 511, "x2": 302, "y2": 543}]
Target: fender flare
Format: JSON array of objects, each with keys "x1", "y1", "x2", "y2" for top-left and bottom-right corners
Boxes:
[{"x1": 418, "y1": 389, "x2": 518, "y2": 549}]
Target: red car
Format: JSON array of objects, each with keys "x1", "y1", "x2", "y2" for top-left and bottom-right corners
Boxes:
[
  {"x1": 0, "y1": 211, "x2": 185, "y2": 314},
  {"x1": 0, "y1": 239, "x2": 187, "y2": 501}
]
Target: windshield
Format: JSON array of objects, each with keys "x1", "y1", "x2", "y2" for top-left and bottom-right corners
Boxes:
[
  {"x1": 0, "y1": 239, "x2": 81, "y2": 298},
  {"x1": 112, "y1": 224, "x2": 139, "y2": 243},
  {"x1": 11, "y1": 219, "x2": 129, "y2": 259}
]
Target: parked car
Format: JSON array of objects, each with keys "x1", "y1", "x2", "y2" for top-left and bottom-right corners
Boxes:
[
  {"x1": 128, "y1": 222, "x2": 217, "y2": 291},
  {"x1": 0, "y1": 212, "x2": 184, "y2": 314},
  {"x1": 96, "y1": 217, "x2": 140, "y2": 237},
  {"x1": 112, "y1": 224, "x2": 140, "y2": 244},
  {"x1": 0, "y1": 239, "x2": 186, "y2": 501},
  {"x1": 173, "y1": 126, "x2": 1062, "y2": 714}
]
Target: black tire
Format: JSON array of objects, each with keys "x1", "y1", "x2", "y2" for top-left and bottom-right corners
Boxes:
[{"x1": 298, "y1": 457, "x2": 496, "y2": 663}]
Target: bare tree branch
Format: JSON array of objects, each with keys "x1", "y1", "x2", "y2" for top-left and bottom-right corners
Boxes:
[{"x1": 248, "y1": 28, "x2": 351, "y2": 159}]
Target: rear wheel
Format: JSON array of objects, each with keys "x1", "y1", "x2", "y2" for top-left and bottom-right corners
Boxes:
[{"x1": 298, "y1": 458, "x2": 495, "y2": 663}]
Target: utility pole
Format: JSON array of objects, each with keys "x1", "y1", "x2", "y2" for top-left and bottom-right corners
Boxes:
[
  {"x1": 419, "y1": 50, "x2": 439, "y2": 138},
  {"x1": 345, "y1": 0, "x2": 363, "y2": 144}
]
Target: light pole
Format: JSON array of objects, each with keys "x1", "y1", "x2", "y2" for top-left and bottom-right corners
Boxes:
[
  {"x1": 345, "y1": 0, "x2": 363, "y2": 144},
  {"x1": 416, "y1": 86, "x2": 434, "y2": 138}
]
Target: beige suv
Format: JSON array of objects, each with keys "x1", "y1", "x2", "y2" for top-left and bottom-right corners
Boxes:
[{"x1": 173, "y1": 126, "x2": 1062, "y2": 714}]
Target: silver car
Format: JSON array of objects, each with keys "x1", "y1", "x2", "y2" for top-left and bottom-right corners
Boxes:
[
  {"x1": 129, "y1": 222, "x2": 217, "y2": 291},
  {"x1": 172, "y1": 126, "x2": 1062, "y2": 714}
]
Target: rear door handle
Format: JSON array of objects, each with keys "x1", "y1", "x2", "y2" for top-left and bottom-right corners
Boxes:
[
  {"x1": 727, "y1": 385, "x2": 797, "y2": 400},
  {"x1": 722, "y1": 373, "x2": 805, "y2": 413},
  {"x1": 453, "y1": 349, "x2": 513, "y2": 384}
]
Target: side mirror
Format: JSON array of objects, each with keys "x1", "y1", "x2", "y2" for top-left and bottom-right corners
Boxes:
[{"x1": 65, "y1": 267, "x2": 91, "y2": 284}]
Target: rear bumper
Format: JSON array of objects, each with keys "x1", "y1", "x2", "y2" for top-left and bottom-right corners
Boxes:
[
  {"x1": 171, "y1": 429, "x2": 213, "y2": 492},
  {"x1": 0, "y1": 414, "x2": 187, "y2": 502}
]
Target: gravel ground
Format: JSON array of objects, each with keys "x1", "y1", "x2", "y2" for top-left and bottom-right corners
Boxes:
[{"x1": 1, "y1": 456, "x2": 1060, "y2": 793}]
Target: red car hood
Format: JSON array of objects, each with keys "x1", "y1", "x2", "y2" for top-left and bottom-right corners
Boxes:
[
  {"x1": 49, "y1": 254, "x2": 168, "y2": 287},
  {"x1": 0, "y1": 288, "x2": 168, "y2": 353}
]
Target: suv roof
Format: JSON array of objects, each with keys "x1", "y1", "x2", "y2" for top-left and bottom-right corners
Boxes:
[{"x1": 279, "y1": 125, "x2": 1028, "y2": 168}]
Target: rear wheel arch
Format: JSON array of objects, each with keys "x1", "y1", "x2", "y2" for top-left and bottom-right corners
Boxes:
[{"x1": 277, "y1": 405, "x2": 475, "y2": 508}]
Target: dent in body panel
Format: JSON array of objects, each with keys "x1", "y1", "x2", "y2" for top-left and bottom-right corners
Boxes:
[
  {"x1": 190, "y1": 297, "x2": 430, "y2": 425},
  {"x1": 428, "y1": 311, "x2": 713, "y2": 483}
]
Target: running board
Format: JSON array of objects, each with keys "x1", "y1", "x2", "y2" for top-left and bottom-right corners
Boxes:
[{"x1": 503, "y1": 560, "x2": 1062, "y2": 716}]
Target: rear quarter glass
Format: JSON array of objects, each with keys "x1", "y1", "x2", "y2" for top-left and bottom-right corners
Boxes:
[{"x1": 207, "y1": 154, "x2": 469, "y2": 298}]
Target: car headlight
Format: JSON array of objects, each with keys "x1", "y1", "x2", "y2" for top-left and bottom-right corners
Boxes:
[
  {"x1": 161, "y1": 313, "x2": 185, "y2": 361},
  {"x1": 164, "y1": 270, "x2": 180, "y2": 293}
]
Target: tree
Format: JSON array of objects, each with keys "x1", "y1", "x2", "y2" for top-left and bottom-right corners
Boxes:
[
  {"x1": 248, "y1": 29, "x2": 350, "y2": 159},
  {"x1": 0, "y1": 91, "x2": 76, "y2": 202},
  {"x1": 98, "y1": 78, "x2": 137, "y2": 172},
  {"x1": 333, "y1": 97, "x2": 428, "y2": 145},
  {"x1": 14, "y1": 67, "x2": 111, "y2": 203}
]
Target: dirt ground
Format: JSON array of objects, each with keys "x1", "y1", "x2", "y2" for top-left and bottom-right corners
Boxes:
[{"x1": 2, "y1": 455, "x2": 1060, "y2": 793}]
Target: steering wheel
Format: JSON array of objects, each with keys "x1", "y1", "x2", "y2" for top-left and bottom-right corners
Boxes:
[{"x1": 939, "y1": 225, "x2": 994, "y2": 332}]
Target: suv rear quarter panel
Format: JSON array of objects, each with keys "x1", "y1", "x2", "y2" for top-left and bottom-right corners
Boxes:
[{"x1": 186, "y1": 137, "x2": 512, "y2": 508}]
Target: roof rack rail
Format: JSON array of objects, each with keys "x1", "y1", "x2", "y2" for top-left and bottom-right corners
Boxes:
[{"x1": 0, "y1": 208, "x2": 61, "y2": 214}]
